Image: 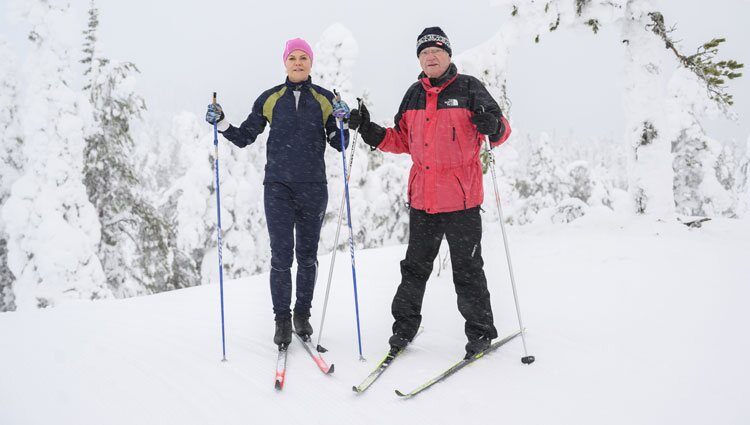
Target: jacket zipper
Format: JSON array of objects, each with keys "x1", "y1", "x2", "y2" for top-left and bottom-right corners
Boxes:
[{"x1": 455, "y1": 176, "x2": 467, "y2": 210}]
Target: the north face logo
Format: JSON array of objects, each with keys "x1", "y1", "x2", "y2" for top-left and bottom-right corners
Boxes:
[{"x1": 444, "y1": 99, "x2": 458, "y2": 107}]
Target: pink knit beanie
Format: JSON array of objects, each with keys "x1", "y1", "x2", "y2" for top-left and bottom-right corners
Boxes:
[{"x1": 282, "y1": 38, "x2": 314, "y2": 65}]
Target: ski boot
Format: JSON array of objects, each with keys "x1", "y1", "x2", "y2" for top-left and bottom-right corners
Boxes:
[
  {"x1": 274, "y1": 317, "x2": 292, "y2": 348},
  {"x1": 293, "y1": 312, "x2": 313, "y2": 339}
]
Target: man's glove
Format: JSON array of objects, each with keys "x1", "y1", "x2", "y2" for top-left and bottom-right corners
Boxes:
[
  {"x1": 470, "y1": 112, "x2": 499, "y2": 135},
  {"x1": 348, "y1": 103, "x2": 385, "y2": 148},
  {"x1": 205, "y1": 103, "x2": 225, "y2": 125},
  {"x1": 332, "y1": 99, "x2": 351, "y2": 120},
  {"x1": 348, "y1": 103, "x2": 371, "y2": 131}
]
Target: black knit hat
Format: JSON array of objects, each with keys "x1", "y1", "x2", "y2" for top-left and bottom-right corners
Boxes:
[{"x1": 416, "y1": 26, "x2": 452, "y2": 57}]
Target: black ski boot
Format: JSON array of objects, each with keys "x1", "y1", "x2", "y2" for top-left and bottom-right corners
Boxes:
[
  {"x1": 274, "y1": 317, "x2": 292, "y2": 348},
  {"x1": 388, "y1": 334, "x2": 410, "y2": 353},
  {"x1": 464, "y1": 336, "x2": 492, "y2": 359},
  {"x1": 293, "y1": 312, "x2": 313, "y2": 338}
]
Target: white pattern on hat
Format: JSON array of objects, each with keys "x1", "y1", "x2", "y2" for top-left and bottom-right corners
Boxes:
[{"x1": 416, "y1": 34, "x2": 451, "y2": 50}]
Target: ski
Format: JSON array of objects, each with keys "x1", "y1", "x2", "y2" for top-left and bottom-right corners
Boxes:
[
  {"x1": 274, "y1": 344, "x2": 289, "y2": 390},
  {"x1": 394, "y1": 329, "x2": 523, "y2": 399},
  {"x1": 352, "y1": 348, "x2": 400, "y2": 394},
  {"x1": 294, "y1": 333, "x2": 334, "y2": 375},
  {"x1": 352, "y1": 327, "x2": 424, "y2": 394}
]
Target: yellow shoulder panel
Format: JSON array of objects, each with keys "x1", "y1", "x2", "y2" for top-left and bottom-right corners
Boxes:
[
  {"x1": 262, "y1": 86, "x2": 287, "y2": 125},
  {"x1": 309, "y1": 87, "x2": 333, "y2": 127}
]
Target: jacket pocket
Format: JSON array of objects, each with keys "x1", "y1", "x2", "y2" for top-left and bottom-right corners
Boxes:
[{"x1": 407, "y1": 170, "x2": 418, "y2": 206}]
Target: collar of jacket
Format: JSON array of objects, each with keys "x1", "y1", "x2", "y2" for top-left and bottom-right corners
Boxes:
[
  {"x1": 418, "y1": 63, "x2": 458, "y2": 90},
  {"x1": 285, "y1": 77, "x2": 313, "y2": 91}
]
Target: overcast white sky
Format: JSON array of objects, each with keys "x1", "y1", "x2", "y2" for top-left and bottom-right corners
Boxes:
[{"x1": 1, "y1": 0, "x2": 748, "y2": 145}]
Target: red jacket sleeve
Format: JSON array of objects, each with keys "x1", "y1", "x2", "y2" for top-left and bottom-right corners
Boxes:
[{"x1": 378, "y1": 116, "x2": 410, "y2": 154}]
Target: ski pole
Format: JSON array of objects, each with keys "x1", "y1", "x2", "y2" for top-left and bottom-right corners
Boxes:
[
  {"x1": 484, "y1": 137, "x2": 535, "y2": 365},
  {"x1": 212, "y1": 92, "x2": 227, "y2": 362},
  {"x1": 333, "y1": 91, "x2": 365, "y2": 361},
  {"x1": 316, "y1": 98, "x2": 363, "y2": 353}
]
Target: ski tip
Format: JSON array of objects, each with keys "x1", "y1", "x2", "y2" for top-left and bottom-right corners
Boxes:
[
  {"x1": 327, "y1": 364, "x2": 335, "y2": 374},
  {"x1": 522, "y1": 355, "x2": 536, "y2": 365},
  {"x1": 274, "y1": 380, "x2": 283, "y2": 391},
  {"x1": 352, "y1": 385, "x2": 361, "y2": 393},
  {"x1": 316, "y1": 344, "x2": 328, "y2": 353},
  {"x1": 395, "y1": 390, "x2": 409, "y2": 398}
]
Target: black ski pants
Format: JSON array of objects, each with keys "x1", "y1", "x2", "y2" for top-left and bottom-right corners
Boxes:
[
  {"x1": 264, "y1": 182, "x2": 327, "y2": 320},
  {"x1": 392, "y1": 207, "x2": 498, "y2": 343}
]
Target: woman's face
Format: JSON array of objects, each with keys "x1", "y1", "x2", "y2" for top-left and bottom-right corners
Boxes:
[{"x1": 285, "y1": 50, "x2": 312, "y2": 83}]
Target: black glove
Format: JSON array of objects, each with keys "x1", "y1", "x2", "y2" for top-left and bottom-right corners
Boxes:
[
  {"x1": 348, "y1": 103, "x2": 370, "y2": 131},
  {"x1": 349, "y1": 103, "x2": 386, "y2": 148},
  {"x1": 471, "y1": 112, "x2": 499, "y2": 135}
]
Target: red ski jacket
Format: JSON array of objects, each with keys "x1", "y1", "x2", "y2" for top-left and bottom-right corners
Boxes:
[{"x1": 377, "y1": 64, "x2": 511, "y2": 213}]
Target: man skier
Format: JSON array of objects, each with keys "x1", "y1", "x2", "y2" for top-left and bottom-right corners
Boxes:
[{"x1": 348, "y1": 26, "x2": 511, "y2": 359}]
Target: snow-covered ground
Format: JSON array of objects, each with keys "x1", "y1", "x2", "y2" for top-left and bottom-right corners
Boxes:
[{"x1": 1, "y1": 216, "x2": 749, "y2": 425}]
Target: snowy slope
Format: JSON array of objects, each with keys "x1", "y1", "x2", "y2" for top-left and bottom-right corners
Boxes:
[{"x1": 1, "y1": 216, "x2": 749, "y2": 425}]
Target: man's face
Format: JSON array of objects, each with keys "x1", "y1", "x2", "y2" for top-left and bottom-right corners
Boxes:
[
  {"x1": 285, "y1": 50, "x2": 312, "y2": 83},
  {"x1": 418, "y1": 47, "x2": 450, "y2": 79}
]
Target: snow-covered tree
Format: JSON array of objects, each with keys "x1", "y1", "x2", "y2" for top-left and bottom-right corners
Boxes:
[
  {"x1": 312, "y1": 23, "x2": 357, "y2": 102},
  {"x1": 0, "y1": 40, "x2": 22, "y2": 311},
  {"x1": 2, "y1": 0, "x2": 108, "y2": 309},
  {"x1": 86, "y1": 62, "x2": 177, "y2": 294},
  {"x1": 158, "y1": 115, "x2": 215, "y2": 285},
  {"x1": 160, "y1": 112, "x2": 265, "y2": 285},
  {"x1": 81, "y1": 1, "x2": 199, "y2": 295},
  {"x1": 671, "y1": 128, "x2": 708, "y2": 215},
  {"x1": 714, "y1": 142, "x2": 745, "y2": 217},
  {"x1": 501, "y1": 0, "x2": 743, "y2": 217},
  {"x1": 666, "y1": 67, "x2": 736, "y2": 217},
  {"x1": 550, "y1": 197, "x2": 589, "y2": 224},
  {"x1": 77, "y1": 0, "x2": 205, "y2": 295},
  {"x1": 740, "y1": 137, "x2": 750, "y2": 216},
  {"x1": 567, "y1": 160, "x2": 593, "y2": 203},
  {"x1": 0, "y1": 237, "x2": 13, "y2": 312},
  {"x1": 620, "y1": 0, "x2": 672, "y2": 216},
  {"x1": 214, "y1": 131, "x2": 269, "y2": 279},
  {"x1": 512, "y1": 133, "x2": 568, "y2": 224},
  {"x1": 80, "y1": 1, "x2": 108, "y2": 91},
  {"x1": 350, "y1": 148, "x2": 411, "y2": 248},
  {"x1": 0, "y1": 41, "x2": 22, "y2": 201},
  {"x1": 633, "y1": 10, "x2": 741, "y2": 217},
  {"x1": 455, "y1": 31, "x2": 513, "y2": 116}
]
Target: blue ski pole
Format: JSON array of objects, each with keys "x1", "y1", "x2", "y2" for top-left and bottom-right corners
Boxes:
[
  {"x1": 333, "y1": 91, "x2": 365, "y2": 361},
  {"x1": 316, "y1": 98, "x2": 363, "y2": 353},
  {"x1": 212, "y1": 92, "x2": 227, "y2": 362}
]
